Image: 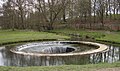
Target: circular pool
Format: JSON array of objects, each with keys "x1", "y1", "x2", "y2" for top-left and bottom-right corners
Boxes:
[{"x1": 10, "y1": 41, "x2": 108, "y2": 57}]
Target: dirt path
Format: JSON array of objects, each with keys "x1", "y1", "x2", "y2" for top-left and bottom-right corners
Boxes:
[{"x1": 94, "y1": 67, "x2": 120, "y2": 71}]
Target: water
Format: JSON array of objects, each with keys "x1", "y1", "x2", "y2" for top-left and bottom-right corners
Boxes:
[
  {"x1": 0, "y1": 43, "x2": 119, "y2": 66},
  {"x1": 11, "y1": 42, "x2": 96, "y2": 54},
  {"x1": 90, "y1": 45, "x2": 120, "y2": 63},
  {"x1": 17, "y1": 42, "x2": 76, "y2": 54}
]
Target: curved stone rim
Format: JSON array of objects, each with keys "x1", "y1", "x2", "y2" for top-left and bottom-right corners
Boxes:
[{"x1": 10, "y1": 41, "x2": 108, "y2": 57}]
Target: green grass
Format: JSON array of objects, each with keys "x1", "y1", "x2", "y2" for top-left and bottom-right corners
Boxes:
[
  {"x1": 51, "y1": 29, "x2": 120, "y2": 44},
  {"x1": 51, "y1": 29, "x2": 104, "y2": 38},
  {"x1": 0, "y1": 29, "x2": 120, "y2": 71},
  {"x1": 0, "y1": 62, "x2": 120, "y2": 71},
  {"x1": 97, "y1": 33, "x2": 120, "y2": 43},
  {"x1": 0, "y1": 30, "x2": 69, "y2": 45}
]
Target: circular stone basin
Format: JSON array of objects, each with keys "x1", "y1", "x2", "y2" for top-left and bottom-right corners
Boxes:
[
  {"x1": 10, "y1": 41, "x2": 108, "y2": 56},
  {"x1": 19, "y1": 45, "x2": 76, "y2": 54}
]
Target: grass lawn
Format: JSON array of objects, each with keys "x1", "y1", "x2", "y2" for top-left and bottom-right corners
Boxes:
[
  {"x1": 0, "y1": 30, "x2": 69, "y2": 45},
  {"x1": 0, "y1": 62, "x2": 120, "y2": 71},
  {"x1": 51, "y1": 29, "x2": 120, "y2": 44},
  {"x1": 51, "y1": 29, "x2": 105, "y2": 38},
  {"x1": 97, "y1": 33, "x2": 120, "y2": 43},
  {"x1": 0, "y1": 29, "x2": 120, "y2": 71}
]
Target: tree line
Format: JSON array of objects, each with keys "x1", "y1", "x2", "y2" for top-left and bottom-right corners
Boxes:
[{"x1": 0, "y1": 0, "x2": 120, "y2": 31}]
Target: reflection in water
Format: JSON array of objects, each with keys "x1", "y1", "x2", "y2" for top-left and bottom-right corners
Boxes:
[
  {"x1": 0, "y1": 53, "x2": 4, "y2": 66},
  {"x1": 0, "y1": 45, "x2": 119, "y2": 66},
  {"x1": 90, "y1": 46, "x2": 120, "y2": 63}
]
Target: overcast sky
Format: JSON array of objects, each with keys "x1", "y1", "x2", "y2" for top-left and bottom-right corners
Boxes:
[
  {"x1": 0, "y1": 0, "x2": 48, "y2": 7},
  {"x1": 0, "y1": 0, "x2": 5, "y2": 7}
]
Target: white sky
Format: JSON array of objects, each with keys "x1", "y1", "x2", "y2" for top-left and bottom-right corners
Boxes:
[
  {"x1": 0, "y1": 0, "x2": 6, "y2": 7},
  {"x1": 0, "y1": 0, "x2": 48, "y2": 7}
]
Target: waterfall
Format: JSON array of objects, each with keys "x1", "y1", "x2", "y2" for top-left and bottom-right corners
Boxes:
[{"x1": 15, "y1": 42, "x2": 76, "y2": 54}]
